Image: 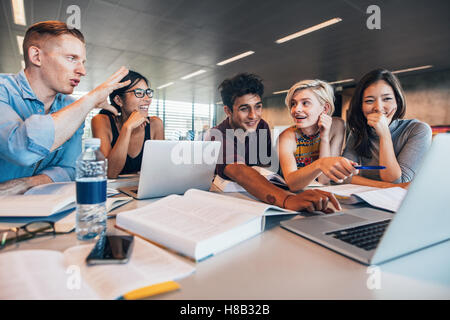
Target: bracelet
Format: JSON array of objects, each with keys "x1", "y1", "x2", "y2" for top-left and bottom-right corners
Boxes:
[{"x1": 283, "y1": 194, "x2": 295, "y2": 209}]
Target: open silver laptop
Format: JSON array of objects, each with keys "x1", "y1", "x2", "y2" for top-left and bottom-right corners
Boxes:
[
  {"x1": 119, "y1": 140, "x2": 221, "y2": 199},
  {"x1": 281, "y1": 133, "x2": 450, "y2": 265}
]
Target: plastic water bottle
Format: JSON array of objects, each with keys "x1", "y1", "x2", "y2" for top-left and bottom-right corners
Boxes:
[{"x1": 76, "y1": 138, "x2": 108, "y2": 241}]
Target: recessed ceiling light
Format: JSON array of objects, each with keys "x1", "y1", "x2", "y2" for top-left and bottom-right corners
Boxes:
[
  {"x1": 157, "y1": 82, "x2": 174, "y2": 89},
  {"x1": 181, "y1": 70, "x2": 206, "y2": 80},
  {"x1": 392, "y1": 65, "x2": 433, "y2": 74},
  {"x1": 16, "y1": 35, "x2": 24, "y2": 55},
  {"x1": 273, "y1": 90, "x2": 289, "y2": 95},
  {"x1": 328, "y1": 78, "x2": 354, "y2": 85},
  {"x1": 11, "y1": 0, "x2": 26, "y2": 26},
  {"x1": 217, "y1": 51, "x2": 255, "y2": 66},
  {"x1": 275, "y1": 18, "x2": 342, "y2": 44}
]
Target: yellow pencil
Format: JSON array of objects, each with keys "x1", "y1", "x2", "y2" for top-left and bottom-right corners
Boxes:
[{"x1": 122, "y1": 281, "x2": 180, "y2": 300}]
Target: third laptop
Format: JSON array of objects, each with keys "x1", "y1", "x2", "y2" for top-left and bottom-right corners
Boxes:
[{"x1": 281, "y1": 133, "x2": 450, "y2": 265}]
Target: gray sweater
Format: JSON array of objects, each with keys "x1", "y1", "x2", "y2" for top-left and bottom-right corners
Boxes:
[{"x1": 343, "y1": 119, "x2": 432, "y2": 183}]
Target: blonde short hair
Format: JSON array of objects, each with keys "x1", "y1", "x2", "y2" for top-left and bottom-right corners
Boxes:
[{"x1": 284, "y1": 79, "x2": 335, "y2": 115}]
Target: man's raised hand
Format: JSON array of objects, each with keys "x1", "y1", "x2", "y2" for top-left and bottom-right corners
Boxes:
[{"x1": 85, "y1": 67, "x2": 131, "y2": 115}]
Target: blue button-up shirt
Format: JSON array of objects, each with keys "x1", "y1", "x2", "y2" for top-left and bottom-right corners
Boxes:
[{"x1": 0, "y1": 71, "x2": 83, "y2": 183}]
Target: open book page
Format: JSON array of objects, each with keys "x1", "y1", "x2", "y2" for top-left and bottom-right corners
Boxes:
[
  {"x1": 252, "y1": 166, "x2": 286, "y2": 183},
  {"x1": 213, "y1": 166, "x2": 321, "y2": 192},
  {"x1": 316, "y1": 184, "x2": 407, "y2": 212},
  {"x1": 185, "y1": 189, "x2": 278, "y2": 215},
  {"x1": 29, "y1": 181, "x2": 132, "y2": 215},
  {"x1": 316, "y1": 184, "x2": 380, "y2": 197},
  {"x1": 117, "y1": 194, "x2": 258, "y2": 248},
  {"x1": 213, "y1": 166, "x2": 288, "y2": 192},
  {"x1": 307, "y1": 179, "x2": 325, "y2": 187},
  {"x1": 106, "y1": 197, "x2": 133, "y2": 215},
  {"x1": 0, "y1": 181, "x2": 131, "y2": 229},
  {"x1": 0, "y1": 196, "x2": 131, "y2": 232},
  {"x1": 63, "y1": 237, "x2": 195, "y2": 300},
  {"x1": 25, "y1": 181, "x2": 121, "y2": 198},
  {"x1": 117, "y1": 196, "x2": 260, "y2": 260},
  {"x1": 116, "y1": 189, "x2": 296, "y2": 259},
  {"x1": 253, "y1": 166, "x2": 325, "y2": 187},
  {"x1": 25, "y1": 181, "x2": 75, "y2": 196},
  {"x1": 0, "y1": 194, "x2": 76, "y2": 217},
  {"x1": 354, "y1": 187, "x2": 407, "y2": 212},
  {"x1": 0, "y1": 250, "x2": 97, "y2": 299},
  {"x1": 184, "y1": 189, "x2": 295, "y2": 216},
  {"x1": 212, "y1": 175, "x2": 246, "y2": 192}
]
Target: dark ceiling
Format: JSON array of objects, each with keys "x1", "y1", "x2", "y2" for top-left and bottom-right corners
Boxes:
[{"x1": 1, "y1": 0, "x2": 449, "y2": 104}]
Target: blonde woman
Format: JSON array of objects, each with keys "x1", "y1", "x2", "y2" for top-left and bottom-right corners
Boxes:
[{"x1": 278, "y1": 80, "x2": 357, "y2": 191}]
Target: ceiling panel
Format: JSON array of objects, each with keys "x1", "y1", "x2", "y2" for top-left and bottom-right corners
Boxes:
[
  {"x1": 114, "y1": 0, "x2": 184, "y2": 18},
  {"x1": 0, "y1": 0, "x2": 449, "y2": 104},
  {"x1": 31, "y1": 0, "x2": 62, "y2": 23}
]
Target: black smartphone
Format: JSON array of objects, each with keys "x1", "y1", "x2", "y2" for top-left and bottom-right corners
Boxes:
[{"x1": 86, "y1": 235, "x2": 134, "y2": 265}]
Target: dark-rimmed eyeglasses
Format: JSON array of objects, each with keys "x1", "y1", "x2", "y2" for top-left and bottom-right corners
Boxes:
[
  {"x1": 124, "y1": 88, "x2": 154, "y2": 98},
  {"x1": 0, "y1": 221, "x2": 74, "y2": 250}
]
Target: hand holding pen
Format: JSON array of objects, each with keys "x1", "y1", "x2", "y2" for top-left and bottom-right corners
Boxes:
[{"x1": 353, "y1": 166, "x2": 386, "y2": 170}]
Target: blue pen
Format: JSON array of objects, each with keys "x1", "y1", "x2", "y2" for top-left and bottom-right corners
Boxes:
[{"x1": 353, "y1": 166, "x2": 386, "y2": 170}]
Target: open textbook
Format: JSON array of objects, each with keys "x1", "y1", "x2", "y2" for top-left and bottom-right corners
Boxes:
[
  {"x1": 0, "y1": 182, "x2": 132, "y2": 218},
  {"x1": 316, "y1": 184, "x2": 407, "y2": 212},
  {"x1": 213, "y1": 166, "x2": 323, "y2": 192},
  {"x1": 116, "y1": 189, "x2": 297, "y2": 261},
  {"x1": 0, "y1": 237, "x2": 194, "y2": 300}
]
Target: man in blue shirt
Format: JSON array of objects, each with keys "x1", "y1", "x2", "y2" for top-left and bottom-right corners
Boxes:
[{"x1": 0, "y1": 21, "x2": 130, "y2": 195}]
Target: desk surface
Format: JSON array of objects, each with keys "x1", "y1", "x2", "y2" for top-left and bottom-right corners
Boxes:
[{"x1": 2, "y1": 190, "x2": 450, "y2": 300}]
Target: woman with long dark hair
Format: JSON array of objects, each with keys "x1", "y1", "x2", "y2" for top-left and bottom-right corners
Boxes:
[
  {"x1": 91, "y1": 70, "x2": 164, "y2": 178},
  {"x1": 343, "y1": 68, "x2": 432, "y2": 187}
]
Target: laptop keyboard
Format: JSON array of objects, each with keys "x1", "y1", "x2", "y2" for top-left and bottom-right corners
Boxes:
[{"x1": 325, "y1": 219, "x2": 391, "y2": 251}]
